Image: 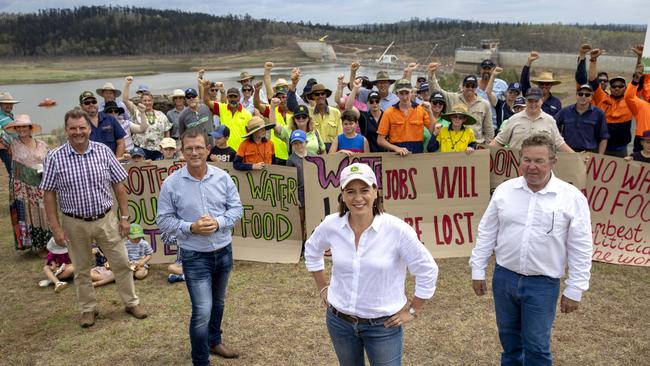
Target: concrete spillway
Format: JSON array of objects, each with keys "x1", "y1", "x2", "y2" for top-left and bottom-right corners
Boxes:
[{"x1": 297, "y1": 41, "x2": 337, "y2": 62}]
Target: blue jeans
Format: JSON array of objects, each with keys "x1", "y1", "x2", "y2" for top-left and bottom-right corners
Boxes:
[
  {"x1": 182, "y1": 245, "x2": 233, "y2": 366},
  {"x1": 326, "y1": 306, "x2": 402, "y2": 366},
  {"x1": 492, "y1": 264, "x2": 560, "y2": 366}
]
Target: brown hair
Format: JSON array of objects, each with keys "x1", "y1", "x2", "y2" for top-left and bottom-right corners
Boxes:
[
  {"x1": 180, "y1": 129, "x2": 209, "y2": 149},
  {"x1": 64, "y1": 108, "x2": 90, "y2": 127},
  {"x1": 341, "y1": 109, "x2": 359, "y2": 123},
  {"x1": 520, "y1": 134, "x2": 557, "y2": 160},
  {"x1": 337, "y1": 184, "x2": 385, "y2": 217},
  {"x1": 288, "y1": 115, "x2": 314, "y2": 133}
]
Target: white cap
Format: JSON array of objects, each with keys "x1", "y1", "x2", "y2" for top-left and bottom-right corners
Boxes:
[
  {"x1": 46, "y1": 237, "x2": 68, "y2": 255},
  {"x1": 340, "y1": 163, "x2": 377, "y2": 189}
]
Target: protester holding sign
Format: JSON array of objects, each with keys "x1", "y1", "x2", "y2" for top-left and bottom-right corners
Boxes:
[
  {"x1": 470, "y1": 134, "x2": 593, "y2": 366},
  {"x1": 157, "y1": 129, "x2": 243, "y2": 364},
  {"x1": 305, "y1": 163, "x2": 438, "y2": 366}
]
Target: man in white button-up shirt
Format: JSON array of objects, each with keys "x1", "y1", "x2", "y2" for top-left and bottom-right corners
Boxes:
[{"x1": 470, "y1": 134, "x2": 593, "y2": 366}]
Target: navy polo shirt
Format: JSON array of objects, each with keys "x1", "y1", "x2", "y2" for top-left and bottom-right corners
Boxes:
[
  {"x1": 556, "y1": 104, "x2": 609, "y2": 151},
  {"x1": 89, "y1": 112, "x2": 126, "y2": 153}
]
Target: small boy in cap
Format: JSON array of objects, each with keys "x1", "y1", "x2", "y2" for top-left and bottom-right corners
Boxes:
[
  {"x1": 209, "y1": 125, "x2": 236, "y2": 163},
  {"x1": 286, "y1": 129, "x2": 312, "y2": 241},
  {"x1": 159, "y1": 137, "x2": 179, "y2": 160},
  {"x1": 130, "y1": 147, "x2": 147, "y2": 163},
  {"x1": 124, "y1": 224, "x2": 153, "y2": 280},
  {"x1": 629, "y1": 130, "x2": 650, "y2": 163}
]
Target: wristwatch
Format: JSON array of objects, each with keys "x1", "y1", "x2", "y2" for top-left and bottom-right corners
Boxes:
[
  {"x1": 120, "y1": 215, "x2": 130, "y2": 221},
  {"x1": 408, "y1": 307, "x2": 417, "y2": 318}
]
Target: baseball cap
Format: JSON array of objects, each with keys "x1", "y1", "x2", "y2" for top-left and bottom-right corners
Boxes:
[
  {"x1": 609, "y1": 76, "x2": 626, "y2": 85},
  {"x1": 429, "y1": 91, "x2": 445, "y2": 103},
  {"x1": 416, "y1": 76, "x2": 427, "y2": 83},
  {"x1": 368, "y1": 91, "x2": 380, "y2": 101},
  {"x1": 393, "y1": 79, "x2": 413, "y2": 93},
  {"x1": 480, "y1": 59, "x2": 496, "y2": 68},
  {"x1": 226, "y1": 88, "x2": 240, "y2": 97},
  {"x1": 513, "y1": 97, "x2": 527, "y2": 108},
  {"x1": 290, "y1": 129, "x2": 307, "y2": 143},
  {"x1": 507, "y1": 82, "x2": 522, "y2": 92},
  {"x1": 340, "y1": 163, "x2": 377, "y2": 189},
  {"x1": 641, "y1": 130, "x2": 650, "y2": 140},
  {"x1": 159, "y1": 137, "x2": 176, "y2": 149},
  {"x1": 577, "y1": 84, "x2": 594, "y2": 92},
  {"x1": 184, "y1": 88, "x2": 198, "y2": 97},
  {"x1": 136, "y1": 84, "x2": 150, "y2": 93},
  {"x1": 79, "y1": 91, "x2": 96, "y2": 103},
  {"x1": 130, "y1": 147, "x2": 145, "y2": 158},
  {"x1": 525, "y1": 87, "x2": 543, "y2": 100},
  {"x1": 418, "y1": 82, "x2": 430, "y2": 93},
  {"x1": 294, "y1": 105, "x2": 309, "y2": 118},
  {"x1": 128, "y1": 223, "x2": 146, "y2": 239},
  {"x1": 463, "y1": 75, "x2": 478, "y2": 86},
  {"x1": 209, "y1": 124, "x2": 230, "y2": 139}
]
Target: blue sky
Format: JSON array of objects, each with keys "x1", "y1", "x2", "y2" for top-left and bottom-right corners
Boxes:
[{"x1": 0, "y1": 0, "x2": 648, "y2": 25}]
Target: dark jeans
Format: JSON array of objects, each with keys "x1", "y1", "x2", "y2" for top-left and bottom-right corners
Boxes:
[
  {"x1": 0, "y1": 148, "x2": 11, "y2": 178},
  {"x1": 492, "y1": 264, "x2": 560, "y2": 366},
  {"x1": 140, "y1": 147, "x2": 163, "y2": 161},
  {"x1": 182, "y1": 245, "x2": 233, "y2": 366},
  {"x1": 326, "y1": 306, "x2": 402, "y2": 366}
]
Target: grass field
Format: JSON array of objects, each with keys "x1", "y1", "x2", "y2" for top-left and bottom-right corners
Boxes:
[{"x1": 0, "y1": 169, "x2": 648, "y2": 365}]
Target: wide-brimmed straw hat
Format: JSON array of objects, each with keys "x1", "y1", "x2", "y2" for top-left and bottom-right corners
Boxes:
[
  {"x1": 531, "y1": 72, "x2": 562, "y2": 86},
  {"x1": 243, "y1": 116, "x2": 276, "y2": 138},
  {"x1": 308, "y1": 84, "x2": 332, "y2": 98},
  {"x1": 0, "y1": 92, "x2": 20, "y2": 104},
  {"x1": 372, "y1": 71, "x2": 396, "y2": 84},
  {"x1": 96, "y1": 82, "x2": 122, "y2": 97},
  {"x1": 168, "y1": 89, "x2": 186, "y2": 101},
  {"x1": 238, "y1": 71, "x2": 255, "y2": 82},
  {"x1": 4, "y1": 114, "x2": 42, "y2": 134},
  {"x1": 441, "y1": 104, "x2": 477, "y2": 125}
]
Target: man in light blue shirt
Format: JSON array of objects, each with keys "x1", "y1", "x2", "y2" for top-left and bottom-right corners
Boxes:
[
  {"x1": 477, "y1": 59, "x2": 508, "y2": 128},
  {"x1": 157, "y1": 129, "x2": 243, "y2": 364}
]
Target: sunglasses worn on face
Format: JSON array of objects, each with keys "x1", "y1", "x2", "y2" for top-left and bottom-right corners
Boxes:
[
  {"x1": 186, "y1": 95, "x2": 197, "y2": 99},
  {"x1": 538, "y1": 82, "x2": 552, "y2": 87},
  {"x1": 210, "y1": 89, "x2": 218, "y2": 92},
  {"x1": 242, "y1": 88, "x2": 253, "y2": 92},
  {"x1": 508, "y1": 90, "x2": 521, "y2": 95},
  {"x1": 610, "y1": 84, "x2": 625, "y2": 89},
  {"x1": 368, "y1": 99, "x2": 380, "y2": 104},
  {"x1": 83, "y1": 100, "x2": 98, "y2": 105},
  {"x1": 464, "y1": 84, "x2": 477, "y2": 89},
  {"x1": 294, "y1": 115, "x2": 308, "y2": 120},
  {"x1": 431, "y1": 101, "x2": 444, "y2": 106},
  {"x1": 599, "y1": 79, "x2": 608, "y2": 83},
  {"x1": 577, "y1": 92, "x2": 592, "y2": 97},
  {"x1": 313, "y1": 92, "x2": 327, "y2": 97}
]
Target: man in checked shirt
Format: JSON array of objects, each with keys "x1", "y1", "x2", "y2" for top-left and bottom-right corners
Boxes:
[{"x1": 41, "y1": 108, "x2": 147, "y2": 328}]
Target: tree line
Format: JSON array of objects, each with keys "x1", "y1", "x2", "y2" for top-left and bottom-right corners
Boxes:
[{"x1": 0, "y1": 6, "x2": 645, "y2": 58}]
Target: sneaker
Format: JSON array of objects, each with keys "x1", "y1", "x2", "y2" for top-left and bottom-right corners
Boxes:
[
  {"x1": 167, "y1": 274, "x2": 185, "y2": 283},
  {"x1": 54, "y1": 281, "x2": 69, "y2": 293},
  {"x1": 125, "y1": 305, "x2": 148, "y2": 319},
  {"x1": 39, "y1": 279, "x2": 52, "y2": 288}
]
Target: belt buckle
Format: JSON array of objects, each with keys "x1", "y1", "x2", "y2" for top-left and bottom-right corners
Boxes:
[
  {"x1": 348, "y1": 314, "x2": 359, "y2": 325},
  {"x1": 90, "y1": 214, "x2": 99, "y2": 221}
]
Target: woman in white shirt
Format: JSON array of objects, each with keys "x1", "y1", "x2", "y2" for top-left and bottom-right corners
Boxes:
[{"x1": 304, "y1": 163, "x2": 439, "y2": 366}]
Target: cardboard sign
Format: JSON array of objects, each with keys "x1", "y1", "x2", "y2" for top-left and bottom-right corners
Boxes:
[
  {"x1": 123, "y1": 160, "x2": 302, "y2": 264},
  {"x1": 303, "y1": 151, "x2": 491, "y2": 258},
  {"x1": 585, "y1": 155, "x2": 650, "y2": 266}
]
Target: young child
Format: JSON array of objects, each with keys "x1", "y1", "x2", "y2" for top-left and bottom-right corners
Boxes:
[
  {"x1": 286, "y1": 130, "x2": 313, "y2": 241},
  {"x1": 630, "y1": 130, "x2": 650, "y2": 163},
  {"x1": 233, "y1": 116, "x2": 276, "y2": 171},
  {"x1": 328, "y1": 110, "x2": 369, "y2": 155},
  {"x1": 209, "y1": 125, "x2": 236, "y2": 162},
  {"x1": 124, "y1": 223, "x2": 153, "y2": 280},
  {"x1": 130, "y1": 147, "x2": 147, "y2": 163},
  {"x1": 161, "y1": 231, "x2": 184, "y2": 283},
  {"x1": 91, "y1": 247, "x2": 115, "y2": 287},
  {"x1": 39, "y1": 237, "x2": 74, "y2": 292},
  {"x1": 159, "y1": 137, "x2": 179, "y2": 160},
  {"x1": 428, "y1": 103, "x2": 477, "y2": 154}
]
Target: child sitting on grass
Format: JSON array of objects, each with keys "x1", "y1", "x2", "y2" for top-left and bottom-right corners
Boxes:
[
  {"x1": 328, "y1": 109, "x2": 369, "y2": 155},
  {"x1": 161, "y1": 231, "x2": 184, "y2": 283},
  {"x1": 233, "y1": 116, "x2": 276, "y2": 171},
  {"x1": 124, "y1": 223, "x2": 153, "y2": 280},
  {"x1": 91, "y1": 247, "x2": 115, "y2": 287},
  {"x1": 39, "y1": 237, "x2": 74, "y2": 293}
]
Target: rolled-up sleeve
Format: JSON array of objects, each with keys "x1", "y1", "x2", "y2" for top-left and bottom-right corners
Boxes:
[{"x1": 399, "y1": 224, "x2": 438, "y2": 299}]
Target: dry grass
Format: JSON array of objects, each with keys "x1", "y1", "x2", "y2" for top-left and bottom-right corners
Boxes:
[{"x1": 0, "y1": 171, "x2": 648, "y2": 366}]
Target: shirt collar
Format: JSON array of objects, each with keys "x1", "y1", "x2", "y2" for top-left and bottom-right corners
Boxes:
[
  {"x1": 514, "y1": 172, "x2": 560, "y2": 194},
  {"x1": 227, "y1": 103, "x2": 243, "y2": 113},
  {"x1": 340, "y1": 212, "x2": 383, "y2": 232},
  {"x1": 179, "y1": 164, "x2": 216, "y2": 181},
  {"x1": 65, "y1": 141, "x2": 94, "y2": 156}
]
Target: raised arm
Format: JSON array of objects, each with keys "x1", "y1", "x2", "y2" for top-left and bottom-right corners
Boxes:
[
  {"x1": 402, "y1": 62, "x2": 419, "y2": 83},
  {"x1": 588, "y1": 48, "x2": 604, "y2": 89},
  {"x1": 253, "y1": 81, "x2": 266, "y2": 114},
  {"x1": 520, "y1": 51, "x2": 539, "y2": 95},
  {"x1": 197, "y1": 69, "x2": 205, "y2": 102},
  {"x1": 345, "y1": 78, "x2": 362, "y2": 111},
  {"x1": 349, "y1": 61, "x2": 360, "y2": 85},
  {"x1": 129, "y1": 103, "x2": 149, "y2": 134},
  {"x1": 269, "y1": 98, "x2": 283, "y2": 135},
  {"x1": 334, "y1": 73, "x2": 346, "y2": 110},
  {"x1": 263, "y1": 62, "x2": 274, "y2": 99},
  {"x1": 575, "y1": 44, "x2": 591, "y2": 85},
  {"x1": 427, "y1": 62, "x2": 448, "y2": 97},
  {"x1": 485, "y1": 67, "x2": 502, "y2": 107},
  {"x1": 122, "y1": 76, "x2": 136, "y2": 115},
  {"x1": 200, "y1": 79, "x2": 217, "y2": 112}
]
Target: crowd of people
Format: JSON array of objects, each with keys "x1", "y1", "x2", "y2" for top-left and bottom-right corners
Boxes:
[{"x1": 1, "y1": 41, "x2": 649, "y2": 366}]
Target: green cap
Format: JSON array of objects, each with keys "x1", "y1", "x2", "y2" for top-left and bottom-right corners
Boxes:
[
  {"x1": 128, "y1": 223, "x2": 145, "y2": 239},
  {"x1": 393, "y1": 79, "x2": 413, "y2": 93},
  {"x1": 79, "y1": 91, "x2": 96, "y2": 103}
]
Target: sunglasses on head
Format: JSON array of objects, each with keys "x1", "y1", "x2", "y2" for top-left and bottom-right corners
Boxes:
[
  {"x1": 83, "y1": 100, "x2": 97, "y2": 105},
  {"x1": 577, "y1": 92, "x2": 592, "y2": 97}
]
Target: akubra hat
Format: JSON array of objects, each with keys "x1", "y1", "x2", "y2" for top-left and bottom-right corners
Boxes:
[
  {"x1": 0, "y1": 92, "x2": 19, "y2": 104},
  {"x1": 238, "y1": 71, "x2": 255, "y2": 82},
  {"x1": 96, "y1": 82, "x2": 122, "y2": 97},
  {"x1": 243, "y1": 116, "x2": 275, "y2": 138},
  {"x1": 441, "y1": 104, "x2": 477, "y2": 125},
  {"x1": 531, "y1": 72, "x2": 562, "y2": 86},
  {"x1": 308, "y1": 84, "x2": 332, "y2": 98},
  {"x1": 4, "y1": 114, "x2": 42, "y2": 134},
  {"x1": 372, "y1": 71, "x2": 395, "y2": 84}
]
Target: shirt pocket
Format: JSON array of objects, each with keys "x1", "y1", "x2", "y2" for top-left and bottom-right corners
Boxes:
[
  {"x1": 326, "y1": 119, "x2": 339, "y2": 139},
  {"x1": 537, "y1": 207, "x2": 569, "y2": 237},
  {"x1": 244, "y1": 149, "x2": 259, "y2": 163}
]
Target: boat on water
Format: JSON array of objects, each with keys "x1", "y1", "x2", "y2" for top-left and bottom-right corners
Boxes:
[{"x1": 38, "y1": 98, "x2": 57, "y2": 107}]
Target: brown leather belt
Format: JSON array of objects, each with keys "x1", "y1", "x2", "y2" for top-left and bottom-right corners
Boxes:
[
  {"x1": 329, "y1": 306, "x2": 391, "y2": 325},
  {"x1": 62, "y1": 208, "x2": 111, "y2": 222}
]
